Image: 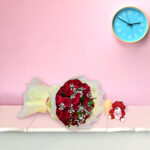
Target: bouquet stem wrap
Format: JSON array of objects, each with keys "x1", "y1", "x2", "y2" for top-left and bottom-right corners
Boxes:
[{"x1": 19, "y1": 77, "x2": 104, "y2": 129}]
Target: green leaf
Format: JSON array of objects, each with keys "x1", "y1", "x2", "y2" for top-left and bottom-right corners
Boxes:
[
  {"x1": 88, "y1": 101, "x2": 94, "y2": 107},
  {"x1": 68, "y1": 122, "x2": 71, "y2": 128},
  {"x1": 77, "y1": 112, "x2": 82, "y2": 118},
  {"x1": 80, "y1": 97, "x2": 84, "y2": 104},
  {"x1": 90, "y1": 97, "x2": 96, "y2": 100},
  {"x1": 61, "y1": 92, "x2": 65, "y2": 97}
]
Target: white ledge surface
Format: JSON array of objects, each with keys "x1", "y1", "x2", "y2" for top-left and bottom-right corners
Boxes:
[{"x1": 0, "y1": 105, "x2": 150, "y2": 132}]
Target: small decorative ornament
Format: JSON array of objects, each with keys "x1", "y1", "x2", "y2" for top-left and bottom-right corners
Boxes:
[
  {"x1": 112, "y1": 6, "x2": 149, "y2": 43},
  {"x1": 19, "y1": 77, "x2": 104, "y2": 129},
  {"x1": 109, "y1": 101, "x2": 126, "y2": 121}
]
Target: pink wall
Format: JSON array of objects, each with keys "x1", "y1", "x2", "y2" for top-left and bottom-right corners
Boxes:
[{"x1": 0, "y1": 0, "x2": 150, "y2": 105}]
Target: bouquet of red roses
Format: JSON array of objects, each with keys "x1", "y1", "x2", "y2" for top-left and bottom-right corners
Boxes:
[
  {"x1": 56, "y1": 79, "x2": 95, "y2": 127},
  {"x1": 20, "y1": 77, "x2": 104, "y2": 129}
]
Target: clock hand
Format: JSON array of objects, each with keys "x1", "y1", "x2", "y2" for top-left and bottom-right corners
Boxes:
[
  {"x1": 129, "y1": 22, "x2": 141, "y2": 29},
  {"x1": 117, "y1": 17, "x2": 130, "y2": 24},
  {"x1": 126, "y1": 14, "x2": 132, "y2": 29},
  {"x1": 131, "y1": 22, "x2": 141, "y2": 25}
]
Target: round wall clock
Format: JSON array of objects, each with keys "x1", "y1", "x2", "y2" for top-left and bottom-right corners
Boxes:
[{"x1": 112, "y1": 7, "x2": 149, "y2": 43}]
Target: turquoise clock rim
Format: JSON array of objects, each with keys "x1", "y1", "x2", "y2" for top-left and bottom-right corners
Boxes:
[{"x1": 112, "y1": 6, "x2": 149, "y2": 43}]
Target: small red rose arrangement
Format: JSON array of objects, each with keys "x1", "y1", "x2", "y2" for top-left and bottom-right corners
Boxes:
[{"x1": 56, "y1": 79, "x2": 95, "y2": 127}]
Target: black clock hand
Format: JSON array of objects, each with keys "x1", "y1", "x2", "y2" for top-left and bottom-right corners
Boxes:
[
  {"x1": 117, "y1": 17, "x2": 130, "y2": 24},
  {"x1": 129, "y1": 22, "x2": 141, "y2": 29},
  {"x1": 131, "y1": 22, "x2": 141, "y2": 25},
  {"x1": 126, "y1": 14, "x2": 132, "y2": 29}
]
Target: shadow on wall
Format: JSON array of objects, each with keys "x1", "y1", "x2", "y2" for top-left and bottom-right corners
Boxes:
[{"x1": 113, "y1": 29, "x2": 150, "y2": 48}]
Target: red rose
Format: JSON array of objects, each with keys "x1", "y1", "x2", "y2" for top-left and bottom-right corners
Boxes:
[
  {"x1": 71, "y1": 98, "x2": 80, "y2": 105},
  {"x1": 74, "y1": 98, "x2": 80, "y2": 105},
  {"x1": 72, "y1": 112, "x2": 78, "y2": 118},
  {"x1": 73, "y1": 105, "x2": 79, "y2": 111},
  {"x1": 63, "y1": 97, "x2": 70, "y2": 107},
  {"x1": 65, "y1": 89, "x2": 73, "y2": 97},
  {"x1": 57, "y1": 87, "x2": 64, "y2": 95},
  {"x1": 56, "y1": 95, "x2": 63, "y2": 105},
  {"x1": 63, "y1": 83, "x2": 70, "y2": 91},
  {"x1": 86, "y1": 107, "x2": 90, "y2": 112},
  {"x1": 92, "y1": 103, "x2": 94, "y2": 108},
  {"x1": 75, "y1": 93, "x2": 80, "y2": 99},
  {"x1": 56, "y1": 109, "x2": 63, "y2": 119},
  {"x1": 74, "y1": 79, "x2": 82, "y2": 87},
  {"x1": 83, "y1": 90, "x2": 88, "y2": 95},
  {"x1": 62, "y1": 83, "x2": 73, "y2": 97},
  {"x1": 71, "y1": 93, "x2": 80, "y2": 105},
  {"x1": 71, "y1": 119, "x2": 78, "y2": 126},
  {"x1": 83, "y1": 83, "x2": 90, "y2": 91},
  {"x1": 83, "y1": 98, "x2": 89, "y2": 106},
  {"x1": 66, "y1": 80, "x2": 74, "y2": 85},
  {"x1": 82, "y1": 120, "x2": 86, "y2": 124},
  {"x1": 60, "y1": 117, "x2": 68, "y2": 126},
  {"x1": 63, "y1": 109, "x2": 70, "y2": 119},
  {"x1": 59, "y1": 108, "x2": 70, "y2": 126}
]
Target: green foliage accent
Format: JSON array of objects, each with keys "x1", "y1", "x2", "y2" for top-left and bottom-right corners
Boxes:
[
  {"x1": 68, "y1": 122, "x2": 71, "y2": 128},
  {"x1": 61, "y1": 92, "x2": 65, "y2": 97},
  {"x1": 88, "y1": 101, "x2": 94, "y2": 107},
  {"x1": 90, "y1": 97, "x2": 96, "y2": 100},
  {"x1": 77, "y1": 112, "x2": 82, "y2": 119},
  {"x1": 80, "y1": 97, "x2": 84, "y2": 104}
]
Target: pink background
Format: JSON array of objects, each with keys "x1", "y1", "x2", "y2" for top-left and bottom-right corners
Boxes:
[{"x1": 0, "y1": 0, "x2": 150, "y2": 105}]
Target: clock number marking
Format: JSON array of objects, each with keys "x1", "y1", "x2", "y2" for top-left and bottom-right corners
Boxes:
[
  {"x1": 128, "y1": 35, "x2": 132, "y2": 39},
  {"x1": 135, "y1": 12, "x2": 138, "y2": 16},
  {"x1": 122, "y1": 32, "x2": 126, "y2": 37},
  {"x1": 128, "y1": 11, "x2": 132, "y2": 15},
  {"x1": 116, "y1": 23, "x2": 120, "y2": 27},
  {"x1": 122, "y1": 12, "x2": 126, "y2": 17},
  {"x1": 117, "y1": 28, "x2": 122, "y2": 33},
  {"x1": 139, "y1": 29, "x2": 143, "y2": 32},
  {"x1": 134, "y1": 33, "x2": 138, "y2": 37},
  {"x1": 138, "y1": 17, "x2": 142, "y2": 21}
]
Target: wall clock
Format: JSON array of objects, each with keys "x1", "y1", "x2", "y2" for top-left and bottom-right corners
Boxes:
[{"x1": 112, "y1": 7, "x2": 149, "y2": 43}]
